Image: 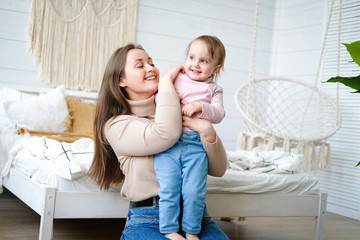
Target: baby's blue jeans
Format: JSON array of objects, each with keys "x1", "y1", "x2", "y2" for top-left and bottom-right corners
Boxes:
[{"x1": 154, "y1": 131, "x2": 208, "y2": 234}]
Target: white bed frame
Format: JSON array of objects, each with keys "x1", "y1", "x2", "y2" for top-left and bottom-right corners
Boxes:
[
  {"x1": 3, "y1": 168, "x2": 327, "y2": 240},
  {"x1": 2, "y1": 87, "x2": 327, "y2": 240}
]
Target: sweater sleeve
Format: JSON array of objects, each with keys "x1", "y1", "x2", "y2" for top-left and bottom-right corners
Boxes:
[
  {"x1": 202, "y1": 134, "x2": 228, "y2": 177},
  {"x1": 105, "y1": 92, "x2": 182, "y2": 157},
  {"x1": 197, "y1": 85, "x2": 225, "y2": 124}
]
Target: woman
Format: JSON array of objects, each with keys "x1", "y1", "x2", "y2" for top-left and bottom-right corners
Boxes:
[{"x1": 88, "y1": 44, "x2": 229, "y2": 240}]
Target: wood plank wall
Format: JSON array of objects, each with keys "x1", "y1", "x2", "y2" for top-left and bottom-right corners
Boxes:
[{"x1": 0, "y1": 0, "x2": 278, "y2": 149}]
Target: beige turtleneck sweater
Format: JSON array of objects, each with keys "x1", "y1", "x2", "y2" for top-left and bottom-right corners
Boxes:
[{"x1": 105, "y1": 92, "x2": 227, "y2": 201}]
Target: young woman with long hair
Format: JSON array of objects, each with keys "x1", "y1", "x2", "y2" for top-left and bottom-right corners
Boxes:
[{"x1": 88, "y1": 44, "x2": 229, "y2": 240}]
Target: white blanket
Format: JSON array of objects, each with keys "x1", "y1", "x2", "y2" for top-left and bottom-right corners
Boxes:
[
  {"x1": 26, "y1": 136, "x2": 94, "y2": 180},
  {"x1": 0, "y1": 130, "x2": 94, "y2": 183},
  {"x1": 226, "y1": 150, "x2": 304, "y2": 173},
  {"x1": 0, "y1": 131, "x2": 307, "y2": 195},
  {"x1": 0, "y1": 131, "x2": 319, "y2": 195},
  {"x1": 2, "y1": 137, "x2": 304, "y2": 181}
]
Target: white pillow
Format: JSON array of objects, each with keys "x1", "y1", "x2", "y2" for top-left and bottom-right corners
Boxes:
[
  {"x1": 3, "y1": 86, "x2": 69, "y2": 132},
  {"x1": 0, "y1": 87, "x2": 22, "y2": 132},
  {"x1": 0, "y1": 87, "x2": 22, "y2": 102}
]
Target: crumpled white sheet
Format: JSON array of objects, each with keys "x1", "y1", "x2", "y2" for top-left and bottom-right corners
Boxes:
[
  {"x1": 207, "y1": 147, "x2": 318, "y2": 195},
  {"x1": 226, "y1": 150, "x2": 304, "y2": 174},
  {"x1": 25, "y1": 136, "x2": 94, "y2": 180},
  {"x1": 0, "y1": 131, "x2": 318, "y2": 195},
  {"x1": 207, "y1": 168, "x2": 319, "y2": 195},
  {"x1": 0, "y1": 129, "x2": 26, "y2": 192},
  {"x1": 0, "y1": 129, "x2": 94, "y2": 183}
]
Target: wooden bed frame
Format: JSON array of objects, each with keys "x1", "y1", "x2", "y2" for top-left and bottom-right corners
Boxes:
[
  {"x1": 1, "y1": 87, "x2": 327, "y2": 240},
  {"x1": 3, "y1": 168, "x2": 326, "y2": 240}
]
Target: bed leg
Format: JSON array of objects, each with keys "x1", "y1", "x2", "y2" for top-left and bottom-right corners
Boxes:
[
  {"x1": 39, "y1": 188, "x2": 56, "y2": 240},
  {"x1": 314, "y1": 193, "x2": 327, "y2": 240}
]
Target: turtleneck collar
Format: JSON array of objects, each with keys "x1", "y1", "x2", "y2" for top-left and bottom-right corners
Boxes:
[
  {"x1": 183, "y1": 73, "x2": 213, "y2": 83},
  {"x1": 128, "y1": 95, "x2": 156, "y2": 117}
]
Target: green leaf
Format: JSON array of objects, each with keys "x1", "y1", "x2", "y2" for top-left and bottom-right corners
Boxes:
[
  {"x1": 326, "y1": 75, "x2": 360, "y2": 93},
  {"x1": 343, "y1": 41, "x2": 360, "y2": 67},
  {"x1": 356, "y1": 161, "x2": 360, "y2": 167}
]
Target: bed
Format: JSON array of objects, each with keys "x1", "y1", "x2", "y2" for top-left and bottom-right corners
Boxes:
[{"x1": 0, "y1": 86, "x2": 326, "y2": 240}]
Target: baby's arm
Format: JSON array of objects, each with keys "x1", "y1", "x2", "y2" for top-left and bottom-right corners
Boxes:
[
  {"x1": 181, "y1": 90, "x2": 225, "y2": 123},
  {"x1": 197, "y1": 87, "x2": 225, "y2": 124},
  {"x1": 181, "y1": 101, "x2": 202, "y2": 117}
]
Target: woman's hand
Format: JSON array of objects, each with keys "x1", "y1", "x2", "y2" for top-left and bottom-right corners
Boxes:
[
  {"x1": 161, "y1": 65, "x2": 185, "y2": 82},
  {"x1": 182, "y1": 116, "x2": 216, "y2": 143},
  {"x1": 158, "y1": 65, "x2": 185, "y2": 93}
]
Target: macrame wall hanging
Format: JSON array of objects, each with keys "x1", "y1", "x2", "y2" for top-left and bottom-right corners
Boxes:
[{"x1": 28, "y1": 0, "x2": 138, "y2": 91}]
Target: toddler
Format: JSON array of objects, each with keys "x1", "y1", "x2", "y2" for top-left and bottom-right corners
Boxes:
[{"x1": 154, "y1": 35, "x2": 226, "y2": 240}]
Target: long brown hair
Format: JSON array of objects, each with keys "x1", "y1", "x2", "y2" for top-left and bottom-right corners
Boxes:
[{"x1": 88, "y1": 44, "x2": 144, "y2": 189}]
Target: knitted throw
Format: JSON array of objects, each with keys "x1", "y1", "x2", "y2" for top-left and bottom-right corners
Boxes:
[{"x1": 28, "y1": 0, "x2": 138, "y2": 91}]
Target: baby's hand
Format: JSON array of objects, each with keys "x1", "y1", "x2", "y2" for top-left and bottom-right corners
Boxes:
[{"x1": 181, "y1": 101, "x2": 202, "y2": 117}]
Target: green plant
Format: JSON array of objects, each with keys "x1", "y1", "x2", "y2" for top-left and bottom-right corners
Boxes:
[
  {"x1": 325, "y1": 40, "x2": 360, "y2": 167},
  {"x1": 326, "y1": 40, "x2": 360, "y2": 93}
]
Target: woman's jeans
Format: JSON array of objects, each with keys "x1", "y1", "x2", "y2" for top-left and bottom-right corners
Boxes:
[
  {"x1": 154, "y1": 131, "x2": 208, "y2": 234},
  {"x1": 120, "y1": 205, "x2": 229, "y2": 240}
]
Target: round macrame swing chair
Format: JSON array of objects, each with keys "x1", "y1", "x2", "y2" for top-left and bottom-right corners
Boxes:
[{"x1": 235, "y1": 0, "x2": 342, "y2": 170}]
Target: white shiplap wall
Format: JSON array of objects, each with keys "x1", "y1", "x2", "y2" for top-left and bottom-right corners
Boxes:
[
  {"x1": 315, "y1": 0, "x2": 360, "y2": 221},
  {"x1": 271, "y1": 0, "x2": 326, "y2": 82},
  {"x1": 0, "y1": 0, "x2": 47, "y2": 87},
  {"x1": 1, "y1": 0, "x2": 359, "y2": 220},
  {"x1": 135, "y1": 0, "x2": 277, "y2": 149},
  {"x1": 0, "y1": 0, "x2": 277, "y2": 150},
  {"x1": 272, "y1": 0, "x2": 360, "y2": 221}
]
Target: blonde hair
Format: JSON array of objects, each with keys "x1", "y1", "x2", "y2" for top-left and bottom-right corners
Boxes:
[{"x1": 186, "y1": 35, "x2": 226, "y2": 81}]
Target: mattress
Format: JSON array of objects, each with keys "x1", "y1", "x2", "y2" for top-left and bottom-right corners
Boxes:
[
  {"x1": 0, "y1": 130, "x2": 319, "y2": 195},
  {"x1": 207, "y1": 169, "x2": 319, "y2": 195}
]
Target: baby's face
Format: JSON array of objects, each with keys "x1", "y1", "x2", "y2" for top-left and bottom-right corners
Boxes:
[{"x1": 185, "y1": 40, "x2": 219, "y2": 81}]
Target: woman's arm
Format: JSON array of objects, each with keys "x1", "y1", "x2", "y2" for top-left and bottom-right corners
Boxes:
[
  {"x1": 182, "y1": 116, "x2": 228, "y2": 177},
  {"x1": 105, "y1": 66, "x2": 184, "y2": 157},
  {"x1": 158, "y1": 65, "x2": 184, "y2": 93}
]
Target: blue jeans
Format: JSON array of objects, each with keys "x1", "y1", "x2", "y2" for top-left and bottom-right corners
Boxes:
[
  {"x1": 154, "y1": 131, "x2": 208, "y2": 234},
  {"x1": 120, "y1": 205, "x2": 229, "y2": 240}
]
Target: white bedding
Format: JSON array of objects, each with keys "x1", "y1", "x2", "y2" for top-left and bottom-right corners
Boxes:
[
  {"x1": 0, "y1": 129, "x2": 120, "y2": 192},
  {"x1": 207, "y1": 169, "x2": 319, "y2": 195},
  {"x1": 0, "y1": 130, "x2": 319, "y2": 195}
]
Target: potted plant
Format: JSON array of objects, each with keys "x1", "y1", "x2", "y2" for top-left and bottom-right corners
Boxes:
[{"x1": 326, "y1": 40, "x2": 360, "y2": 166}]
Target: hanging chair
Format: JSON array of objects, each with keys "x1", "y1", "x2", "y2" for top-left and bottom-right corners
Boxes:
[{"x1": 235, "y1": 0, "x2": 342, "y2": 170}]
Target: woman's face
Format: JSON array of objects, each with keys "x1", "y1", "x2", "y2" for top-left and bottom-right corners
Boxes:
[{"x1": 119, "y1": 49, "x2": 160, "y2": 101}]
